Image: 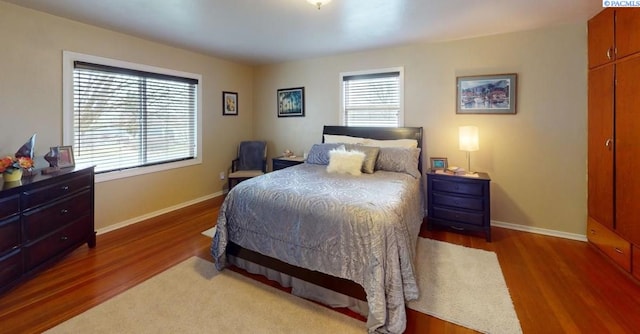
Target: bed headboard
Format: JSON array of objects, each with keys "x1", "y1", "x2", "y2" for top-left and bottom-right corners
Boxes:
[{"x1": 321, "y1": 125, "x2": 424, "y2": 172}]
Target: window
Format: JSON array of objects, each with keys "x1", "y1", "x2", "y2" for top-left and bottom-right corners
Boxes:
[
  {"x1": 63, "y1": 52, "x2": 202, "y2": 182},
  {"x1": 340, "y1": 67, "x2": 404, "y2": 127}
]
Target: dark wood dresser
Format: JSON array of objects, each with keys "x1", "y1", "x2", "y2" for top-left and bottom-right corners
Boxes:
[
  {"x1": 0, "y1": 166, "x2": 95, "y2": 295},
  {"x1": 426, "y1": 170, "x2": 492, "y2": 241}
]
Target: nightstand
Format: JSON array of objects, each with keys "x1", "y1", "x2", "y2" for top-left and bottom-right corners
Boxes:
[
  {"x1": 272, "y1": 156, "x2": 305, "y2": 171},
  {"x1": 426, "y1": 170, "x2": 492, "y2": 241}
]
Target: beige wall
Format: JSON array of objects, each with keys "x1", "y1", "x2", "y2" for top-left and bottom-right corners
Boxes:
[
  {"x1": 254, "y1": 23, "x2": 588, "y2": 235},
  {"x1": 0, "y1": 2, "x2": 254, "y2": 230}
]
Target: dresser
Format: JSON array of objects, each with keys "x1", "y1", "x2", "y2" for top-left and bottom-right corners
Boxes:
[
  {"x1": 426, "y1": 171, "x2": 491, "y2": 241},
  {"x1": 272, "y1": 156, "x2": 305, "y2": 171},
  {"x1": 0, "y1": 166, "x2": 95, "y2": 295}
]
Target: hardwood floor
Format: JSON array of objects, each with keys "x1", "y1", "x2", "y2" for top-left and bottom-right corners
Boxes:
[{"x1": 1, "y1": 197, "x2": 639, "y2": 333}]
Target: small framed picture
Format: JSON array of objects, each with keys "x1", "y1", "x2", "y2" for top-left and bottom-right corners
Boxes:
[
  {"x1": 57, "y1": 145, "x2": 75, "y2": 168},
  {"x1": 222, "y1": 91, "x2": 238, "y2": 116},
  {"x1": 456, "y1": 73, "x2": 517, "y2": 114},
  {"x1": 430, "y1": 157, "x2": 448, "y2": 170},
  {"x1": 277, "y1": 87, "x2": 305, "y2": 117}
]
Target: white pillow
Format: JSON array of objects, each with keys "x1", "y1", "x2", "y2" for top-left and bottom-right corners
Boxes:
[
  {"x1": 326, "y1": 148, "x2": 366, "y2": 176},
  {"x1": 323, "y1": 134, "x2": 367, "y2": 145},
  {"x1": 363, "y1": 138, "x2": 418, "y2": 148}
]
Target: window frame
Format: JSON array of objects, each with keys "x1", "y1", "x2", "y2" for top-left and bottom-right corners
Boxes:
[
  {"x1": 339, "y1": 67, "x2": 405, "y2": 127},
  {"x1": 62, "y1": 51, "x2": 202, "y2": 183}
]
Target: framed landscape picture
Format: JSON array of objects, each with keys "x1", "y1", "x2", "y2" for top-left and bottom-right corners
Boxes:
[
  {"x1": 456, "y1": 73, "x2": 517, "y2": 114},
  {"x1": 277, "y1": 87, "x2": 305, "y2": 117}
]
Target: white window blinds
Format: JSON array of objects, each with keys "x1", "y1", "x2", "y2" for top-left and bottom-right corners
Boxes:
[
  {"x1": 73, "y1": 61, "x2": 198, "y2": 173},
  {"x1": 342, "y1": 71, "x2": 401, "y2": 127}
]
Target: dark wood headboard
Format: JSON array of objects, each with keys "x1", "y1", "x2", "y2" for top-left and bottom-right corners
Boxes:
[{"x1": 322, "y1": 125, "x2": 424, "y2": 171}]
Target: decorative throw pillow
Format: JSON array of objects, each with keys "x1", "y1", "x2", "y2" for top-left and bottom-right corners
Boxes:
[
  {"x1": 375, "y1": 147, "x2": 421, "y2": 178},
  {"x1": 363, "y1": 138, "x2": 418, "y2": 148},
  {"x1": 306, "y1": 143, "x2": 344, "y2": 165},
  {"x1": 323, "y1": 134, "x2": 367, "y2": 145},
  {"x1": 344, "y1": 144, "x2": 379, "y2": 174},
  {"x1": 326, "y1": 148, "x2": 366, "y2": 176}
]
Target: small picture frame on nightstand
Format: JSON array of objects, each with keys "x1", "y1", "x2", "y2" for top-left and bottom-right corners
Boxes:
[{"x1": 430, "y1": 157, "x2": 448, "y2": 170}]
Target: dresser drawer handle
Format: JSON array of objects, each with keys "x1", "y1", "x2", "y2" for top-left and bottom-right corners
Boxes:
[
  {"x1": 451, "y1": 226, "x2": 465, "y2": 231},
  {"x1": 60, "y1": 209, "x2": 69, "y2": 215},
  {"x1": 61, "y1": 185, "x2": 69, "y2": 191},
  {"x1": 60, "y1": 236, "x2": 69, "y2": 241},
  {"x1": 614, "y1": 248, "x2": 623, "y2": 254}
]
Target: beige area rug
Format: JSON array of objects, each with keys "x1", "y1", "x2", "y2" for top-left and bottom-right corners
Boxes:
[
  {"x1": 202, "y1": 227, "x2": 521, "y2": 333},
  {"x1": 45, "y1": 256, "x2": 365, "y2": 334}
]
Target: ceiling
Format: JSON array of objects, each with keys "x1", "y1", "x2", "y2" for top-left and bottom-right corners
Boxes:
[{"x1": 4, "y1": 0, "x2": 602, "y2": 65}]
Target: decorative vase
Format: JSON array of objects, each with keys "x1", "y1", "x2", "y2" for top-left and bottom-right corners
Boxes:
[{"x1": 3, "y1": 169, "x2": 23, "y2": 182}]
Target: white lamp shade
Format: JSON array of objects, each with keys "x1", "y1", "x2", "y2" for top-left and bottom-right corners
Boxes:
[{"x1": 459, "y1": 126, "x2": 479, "y2": 152}]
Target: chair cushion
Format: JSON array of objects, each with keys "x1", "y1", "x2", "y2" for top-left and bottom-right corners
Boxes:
[{"x1": 228, "y1": 170, "x2": 265, "y2": 178}]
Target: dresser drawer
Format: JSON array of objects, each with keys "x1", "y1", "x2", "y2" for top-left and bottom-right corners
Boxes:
[
  {"x1": 0, "y1": 194, "x2": 19, "y2": 220},
  {"x1": 22, "y1": 173, "x2": 92, "y2": 210},
  {"x1": 587, "y1": 217, "x2": 631, "y2": 272},
  {"x1": 23, "y1": 191, "x2": 91, "y2": 241},
  {"x1": 432, "y1": 206, "x2": 485, "y2": 226},
  {"x1": 24, "y1": 215, "x2": 91, "y2": 270},
  {"x1": 0, "y1": 249, "x2": 22, "y2": 287},
  {"x1": 432, "y1": 192, "x2": 484, "y2": 211},
  {"x1": 432, "y1": 178, "x2": 485, "y2": 196},
  {"x1": 633, "y1": 245, "x2": 640, "y2": 281},
  {"x1": 0, "y1": 216, "x2": 20, "y2": 255}
]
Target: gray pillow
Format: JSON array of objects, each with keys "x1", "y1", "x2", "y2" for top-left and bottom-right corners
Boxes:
[
  {"x1": 306, "y1": 143, "x2": 344, "y2": 165},
  {"x1": 375, "y1": 147, "x2": 421, "y2": 178},
  {"x1": 344, "y1": 144, "x2": 380, "y2": 174}
]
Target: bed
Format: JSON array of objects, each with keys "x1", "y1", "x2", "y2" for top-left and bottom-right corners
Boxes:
[{"x1": 212, "y1": 126, "x2": 424, "y2": 334}]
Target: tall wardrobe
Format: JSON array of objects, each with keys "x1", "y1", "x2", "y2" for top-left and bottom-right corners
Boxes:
[{"x1": 587, "y1": 7, "x2": 640, "y2": 281}]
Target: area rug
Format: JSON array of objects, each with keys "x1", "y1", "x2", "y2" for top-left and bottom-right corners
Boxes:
[
  {"x1": 45, "y1": 257, "x2": 365, "y2": 334},
  {"x1": 201, "y1": 227, "x2": 521, "y2": 333},
  {"x1": 407, "y1": 238, "x2": 522, "y2": 334}
]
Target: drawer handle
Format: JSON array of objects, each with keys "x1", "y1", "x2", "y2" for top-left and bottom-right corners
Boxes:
[
  {"x1": 614, "y1": 248, "x2": 623, "y2": 254},
  {"x1": 589, "y1": 229, "x2": 596, "y2": 234},
  {"x1": 61, "y1": 185, "x2": 69, "y2": 191},
  {"x1": 451, "y1": 226, "x2": 465, "y2": 231},
  {"x1": 60, "y1": 236, "x2": 69, "y2": 241},
  {"x1": 60, "y1": 209, "x2": 69, "y2": 215}
]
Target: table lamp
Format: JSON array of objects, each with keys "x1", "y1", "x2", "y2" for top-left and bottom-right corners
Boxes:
[{"x1": 459, "y1": 126, "x2": 479, "y2": 174}]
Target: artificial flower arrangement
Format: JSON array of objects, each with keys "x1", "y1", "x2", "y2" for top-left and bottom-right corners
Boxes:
[{"x1": 0, "y1": 155, "x2": 34, "y2": 174}]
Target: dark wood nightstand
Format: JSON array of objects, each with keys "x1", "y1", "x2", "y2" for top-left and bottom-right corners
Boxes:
[
  {"x1": 272, "y1": 156, "x2": 305, "y2": 171},
  {"x1": 426, "y1": 170, "x2": 492, "y2": 241}
]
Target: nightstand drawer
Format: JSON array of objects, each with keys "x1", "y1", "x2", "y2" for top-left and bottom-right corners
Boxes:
[
  {"x1": 432, "y1": 206, "x2": 485, "y2": 226},
  {"x1": 432, "y1": 178, "x2": 485, "y2": 196},
  {"x1": 433, "y1": 193, "x2": 484, "y2": 211}
]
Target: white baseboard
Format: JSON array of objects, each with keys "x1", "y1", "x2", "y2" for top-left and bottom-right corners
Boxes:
[
  {"x1": 96, "y1": 190, "x2": 225, "y2": 235},
  {"x1": 492, "y1": 220, "x2": 587, "y2": 242}
]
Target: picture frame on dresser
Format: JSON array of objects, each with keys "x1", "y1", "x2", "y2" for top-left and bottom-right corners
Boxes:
[
  {"x1": 56, "y1": 146, "x2": 75, "y2": 168},
  {"x1": 429, "y1": 157, "x2": 448, "y2": 170}
]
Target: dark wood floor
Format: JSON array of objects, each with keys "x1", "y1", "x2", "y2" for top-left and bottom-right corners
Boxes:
[{"x1": 1, "y1": 197, "x2": 639, "y2": 333}]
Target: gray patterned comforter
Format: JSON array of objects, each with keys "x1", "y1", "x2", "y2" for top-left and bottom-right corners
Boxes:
[{"x1": 212, "y1": 163, "x2": 424, "y2": 333}]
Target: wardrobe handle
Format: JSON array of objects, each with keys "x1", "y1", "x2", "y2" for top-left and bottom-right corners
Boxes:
[
  {"x1": 605, "y1": 138, "x2": 612, "y2": 150},
  {"x1": 615, "y1": 248, "x2": 623, "y2": 254},
  {"x1": 607, "y1": 48, "x2": 612, "y2": 60}
]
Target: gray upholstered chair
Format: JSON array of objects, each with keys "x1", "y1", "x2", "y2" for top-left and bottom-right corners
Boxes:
[{"x1": 228, "y1": 141, "x2": 267, "y2": 190}]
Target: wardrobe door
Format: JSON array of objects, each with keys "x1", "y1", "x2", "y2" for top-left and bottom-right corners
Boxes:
[
  {"x1": 588, "y1": 65, "x2": 615, "y2": 230},
  {"x1": 615, "y1": 9, "x2": 640, "y2": 60},
  {"x1": 615, "y1": 56, "x2": 640, "y2": 245},
  {"x1": 588, "y1": 9, "x2": 614, "y2": 69}
]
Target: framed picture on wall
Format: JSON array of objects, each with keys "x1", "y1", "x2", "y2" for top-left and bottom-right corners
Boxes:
[
  {"x1": 456, "y1": 73, "x2": 517, "y2": 114},
  {"x1": 222, "y1": 91, "x2": 238, "y2": 116},
  {"x1": 277, "y1": 87, "x2": 305, "y2": 117}
]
